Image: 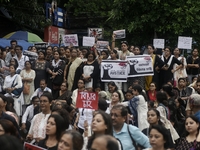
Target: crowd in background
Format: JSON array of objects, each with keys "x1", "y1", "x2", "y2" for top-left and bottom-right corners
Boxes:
[{"x1": 0, "y1": 34, "x2": 200, "y2": 150}]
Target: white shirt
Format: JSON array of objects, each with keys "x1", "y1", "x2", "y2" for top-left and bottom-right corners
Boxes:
[
  {"x1": 22, "y1": 105, "x2": 35, "y2": 123},
  {"x1": 30, "y1": 87, "x2": 52, "y2": 100},
  {"x1": 14, "y1": 54, "x2": 29, "y2": 70}
]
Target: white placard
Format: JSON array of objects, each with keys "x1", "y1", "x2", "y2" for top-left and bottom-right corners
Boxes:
[
  {"x1": 62, "y1": 34, "x2": 79, "y2": 46},
  {"x1": 153, "y1": 39, "x2": 165, "y2": 49},
  {"x1": 96, "y1": 41, "x2": 109, "y2": 51},
  {"x1": 83, "y1": 37, "x2": 95, "y2": 46},
  {"x1": 127, "y1": 55, "x2": 154, "y2": 77},
  {"x1": 178, "y1": 36, "x2": 192, "y2": 49},
  {"x1": 88, "y1": 28, "x2": 103, "y2": 39},
  {"x1": 113, "y1": 29, "x2": 126, "y2": 39},
  {"x1": 101, "y1": 60, "x2": 128, "y2": 82}
]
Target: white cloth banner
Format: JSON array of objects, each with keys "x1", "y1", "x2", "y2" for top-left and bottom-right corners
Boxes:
[
  {"x1": 83, "y1": 37, "x2": 95, "y2": 46},
  {"x1": 62, "y1": 34, "x2": 79, "y2": 46},
  {"x1": 113, "y1": 29, "x2": 126, "y2": 39},
  {"x1": 178, "y1": 36, "x2": 192, "y2": 49},
  {"x1": 101, "y1": 60, "x2": 128, "y2": 82},
  {"x1": 153, "y1": 39, "x2": 165, "y2": 49},
  {"x1": 96, "y1": 41, "x2": 109, "y2": 51},
  {"x1": 127, "y1": 55, "x2": 154, "y2": 77}
]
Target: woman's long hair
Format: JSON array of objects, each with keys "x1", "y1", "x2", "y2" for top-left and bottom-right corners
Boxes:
[
  {"x1": 87, "y1": 111, "x2": 113, "y2": 149},
  {"x1": 132, "y1": 85, "x2": 148, "y2": 101}
]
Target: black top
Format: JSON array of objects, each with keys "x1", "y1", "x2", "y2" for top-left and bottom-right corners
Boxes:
[
  {"x1": 186, "y1": 56, "x2": 200, "y2": 75},
  {"x1": 38, "y1": 139, "x2": 58, "y2": 150}
]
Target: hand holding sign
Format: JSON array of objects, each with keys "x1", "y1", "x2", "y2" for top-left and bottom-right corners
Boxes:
[
  {"x1": 113, "y1": 29, "x2": 126, "y2": 39},
  {"x1": 76, "y1": 91, "x2": 98, "y2": 110}
]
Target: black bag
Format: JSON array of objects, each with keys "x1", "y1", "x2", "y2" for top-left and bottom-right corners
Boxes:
[{"x1": 11, "y1": 75, "x2": 23, "y2": 96}]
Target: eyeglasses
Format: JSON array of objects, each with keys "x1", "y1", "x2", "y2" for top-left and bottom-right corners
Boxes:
[
  {"x1": 40, "y1": 100, "x2": 49, "y2": 103},
  {"x1": 121, "y1": 41, "x2": 128, "y2": 44},
  {"x1": 110, "y1": 113, "x2": 122, "y2": 118}
]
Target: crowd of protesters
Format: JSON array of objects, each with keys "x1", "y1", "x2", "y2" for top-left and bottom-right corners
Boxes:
[{"x1": 0, "y1": 34, "x2": 200, "y2": 150}]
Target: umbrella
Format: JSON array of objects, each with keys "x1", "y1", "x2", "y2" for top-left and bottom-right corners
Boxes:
[
  {"x1": 0, "y1": 38, "x2": 33, "y2": 50},
  {"x1": 3, "y1": 31, "x2": 43, "y2": 43}
]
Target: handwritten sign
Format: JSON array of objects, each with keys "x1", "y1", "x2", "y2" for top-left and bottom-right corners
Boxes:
[
  {"x1": 62, "y1": 34, "x2": 79, "y2": 46},
  {"x1": 153, "y1": 39, "x2": 165, "y2": 49},
  {"x1": 24, "y1": 142, "x2": 46, "y2": 150},
  {"x1": 96, "y1": 41, "x2": 109, "y2": 51},
  {"x1": 88, "y1": 28, "x2": 103, "y2": 39},
  {"x1": 127, "y1": 55, "x2": 154, "y2": 77},
  {"x1": 113, "y1": 29, "x2": 126, "y2": 39},
  {"x1": 101, "y1": 60, "x2": 128, "y2": 82},
  {"x1": 178, "y1": 36, "x2": 192, "y2": 49},
  {"x1": 76, "y1": 91, "x2": 98, "y2": 109},
  {"x1": 83, "y1": 37, "x2": 95, "y2": 46}
]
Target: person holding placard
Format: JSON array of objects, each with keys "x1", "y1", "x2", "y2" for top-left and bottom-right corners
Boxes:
[{"x1": 186, "y1": 48, "x2": 200, "y2": 83}]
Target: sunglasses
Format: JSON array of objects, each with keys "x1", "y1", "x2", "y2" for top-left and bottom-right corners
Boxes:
[{"x1": 121, "y1": 41, "x2": 128, "y2": 45}]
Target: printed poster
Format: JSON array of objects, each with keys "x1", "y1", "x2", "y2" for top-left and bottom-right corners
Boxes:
[
  {"x1": 113, "y1": 29, "x2": 126, "y2": 39},
  {"x1": 88, "y1": 28, "x2": 103, "y2": 39},
  {"x1": 24, "y1": 142, "x2": 47, "y2": 150},
  {"x1": 178, "y1": 36, "x2": 192, "y2": 49},
  {"x1": 101, "y1": 60, "x2": 128, "y2": 82},
  {"x1": 23, "y1": 50, "x2": 38, "y2": 64},
  {"x1": 96, "y1": 41, "x2": 109, "y2": 51},
  {"x1": 127, "y1": 55, "x2": 154, "y2": 77},
  {"x1": 76, "y1": 91, "x2": 98, "y2": 110},
  {"x1": 153, "y1": 39, "x2": 165, "y2": 49},
  {"x1": 82, "y1": 37, "x2": 95, "y2": 47},
  {"x1": 62, "y1": 34, "x2": 79, "y2": 46}
]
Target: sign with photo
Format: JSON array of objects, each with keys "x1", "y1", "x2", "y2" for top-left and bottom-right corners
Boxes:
[
  {"x1": 113, "y1": 29, "x2": 126, "y2": 39},
  {"x1": 127, "y1": 55, "x2": 154, "y2": 77},
  {"x1": 76, "y1": 91, "x2": 98, "y2": 110},
  {"x1": 62, "y1": 34, "x2": 79, "y2": 46},
  {"x1": 153, "y1": 39, "x2": 165, "y2": 49},
  {"x1": 88, "y1": 28, "x2": 103, "y2": 39},
  {"x1": 96, "y1": 41, "x2": 109, "y2": 51},
  {"x1": 101, "y1": 60, "x2": 128, "y2": 82},
  {"x1": 178, "y1": 36, "x2": 192, "y2": 49},
  {"x1": 82, "y1": 37, "x2": 95, "y2": 47},
  {"x1": 24, "y1": 142, "x2": 47, "y2": 150}
]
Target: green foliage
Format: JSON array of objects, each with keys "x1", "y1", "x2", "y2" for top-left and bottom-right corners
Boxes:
[
  {"x1": 0, "y1": 0, "x2": 51, "y2": 31},
  {"x1": 109, "y1": 0, "x2": 200, "y2": 47}
]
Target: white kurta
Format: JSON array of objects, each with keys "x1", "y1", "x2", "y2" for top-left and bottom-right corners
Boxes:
[
  {"x1": 137, "y1": 95, "x2": 149, "y2": 131},
  {"x1": 3, "y1": 74, "x2": 24, "y2": 116},
  {"x1": 20, "y1": 69, "x2": 36, "y2": 104}
]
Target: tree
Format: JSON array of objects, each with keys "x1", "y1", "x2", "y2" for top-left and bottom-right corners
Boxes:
[
  {"x1": 0, "y1": 0, "x2": 51, "y2": 32},
  {"x1": 109, "y1": 0, "x2": 200, "y2": 48}
]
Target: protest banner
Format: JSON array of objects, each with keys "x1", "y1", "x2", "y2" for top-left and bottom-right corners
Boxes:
[
  {"x1": 113, "y1": 29, "x2": 126, "y2": 39},
  {"x1": 153, "y1": 39, "x2": 165, "y2": 49},
  {"x1": 24, "y1": 142, "x2": 47, "y2": 150},
  {"x1": 23, "y1": 50, "x2": 38, "y2": 64},
  {"x1": 76, "y1": 91, "x2": 98, "y2": 110},
  {"x1": 178, "y1": 36, "x2": 192, "y2": 49},
  {"x1": 62, "y1": 34, "x2": 78, "y2": 46},
  {"x1": 101, "y1": 60, "x2": 128, "y2": 82},
  {"x1": 88, "y1": 28, "x2": 103, "y2": 39},
  {"x1": 127, "y1": 55, "x2": 154, "y2": 77},
  {"x1": 96, "y1": 41, "x2": 109, "y2": 51},
  {"x1": 83, "y1": 36, "x2": 95, "y2": 46},
  {"x1": 34, "y1": 42, "x2": 49, "y2": 52}
]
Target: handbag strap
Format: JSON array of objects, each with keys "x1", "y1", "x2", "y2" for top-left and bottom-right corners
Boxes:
[
  {"x1": 11, "y1": 74, "x2": 18, "y2": 87},
  {"x1": 127, "y1": 124, "x2": 137, "y2": 149}
]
